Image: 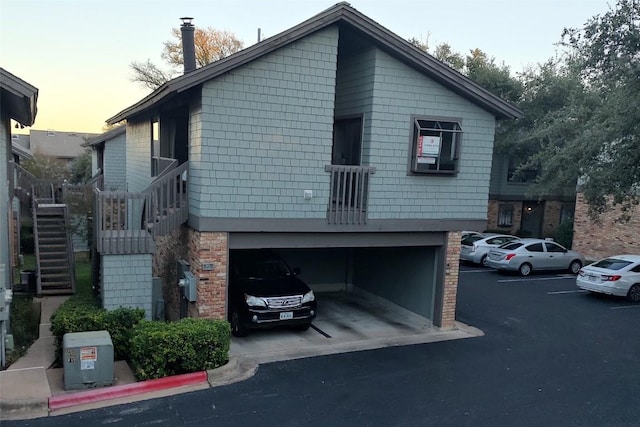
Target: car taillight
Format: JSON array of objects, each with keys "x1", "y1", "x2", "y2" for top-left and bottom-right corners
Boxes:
[
  {"x1": 505, "y1": 253, "x2": 516, "y2": 261},
  {"x1": 578, "y1": 270, "x2": 585, "y2": 276},
  {"x1": 471, "y1": 244, "x2": 477, "y2": 252},
  {"x1": 603, "y1": 275, "x2": 622, "y2": 281}
]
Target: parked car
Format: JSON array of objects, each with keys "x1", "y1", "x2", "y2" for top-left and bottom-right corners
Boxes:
[
  {"x1": 576, "y1": 254, "x2": 640, "y2": 302},
  {"x1": 228, "y1": 249, "x2": 317, "y2": 337},
  {"x1": 461, "y1": 230, "x2": 481, "y2": 242},
  {"x1": 460, "y1": 233, "x2": 520, "y2": 266},
  {"x1": 486, "y1": 238, "x2": 585, "y2": 276}
]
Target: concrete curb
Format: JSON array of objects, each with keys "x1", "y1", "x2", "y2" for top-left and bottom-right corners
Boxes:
[{"x1": 48, "y1": 371, "x2": 208, "y2": 410}]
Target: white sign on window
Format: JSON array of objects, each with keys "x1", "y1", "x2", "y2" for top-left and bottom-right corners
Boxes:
[{"x1": 418, "y1": 136, "x2": 441, "y2": 156}]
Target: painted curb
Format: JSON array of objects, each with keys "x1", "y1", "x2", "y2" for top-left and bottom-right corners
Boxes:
[{"x1": 48, "y1": 371, "x2": 208, "y2": 410}]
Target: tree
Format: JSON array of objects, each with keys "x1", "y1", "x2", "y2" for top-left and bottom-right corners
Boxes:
[
  {"x1": 21, "y1": 154, "x2": 70, "y2": 180},
  {"x1": 69, "y1": 149, "x2": 93, "y2": 184},
  {"x1": 525, "y1": 0, "x2": 639, "y2": 218},
  {"x1": 131, "y1": 26, "x2": 244, "y2": 90}
]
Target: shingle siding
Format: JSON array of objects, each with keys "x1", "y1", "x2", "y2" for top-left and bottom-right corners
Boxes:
[
  {"x1": 0, "y1": 116, "x2": 11, "y2": 288},
  {"x1": 104, "y1": 132, "x2": 127, "y2": 191},
  {"x1": 101, "y1": 254, "x2": 152, "y2": 319},
  {"x1": 365, "y1": 49, "x2": 495, "y2": 220},
  {"x1": 125, "y1": 122, "x2": 151, "y2": 193},
  {"x1": 191, "y1": 26, "x2": 339, "y2": 219}
]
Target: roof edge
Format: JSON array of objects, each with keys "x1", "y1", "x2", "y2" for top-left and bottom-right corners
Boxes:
[{"x1": 107, "y1": 2, "x2": 522, "y2": 123}]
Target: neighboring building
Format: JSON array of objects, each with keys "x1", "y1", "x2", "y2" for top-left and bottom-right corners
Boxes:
[
  {"x1": 93, "y1": 3, "x2": 522, "y2": 329},
  {"x1": 87, "y1": 125, "x2": 127, "y2": 191},
  {"x1": 487, "y1": 153, "x2": 576, "y2": 238},
  {"x1": 573, "y1": 193, "x2": 639, "y2": 261},
  {"x1": 17, "y1": 129, "x2": 98, "y2": 166},
  {"x1": 11, "y1": 139, "x2": 33, "y2": 164},
  {"x1": 0, "y1": 67, "x2": 38, "y2": 367}
]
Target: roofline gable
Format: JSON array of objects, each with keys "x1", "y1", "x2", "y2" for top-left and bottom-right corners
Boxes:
[
  {"x1": 0, "y1": 67, "x2": 38, "y2": 126},
  {"x1": 107, "y1": 2, "x2": 522, "y2": 124}
]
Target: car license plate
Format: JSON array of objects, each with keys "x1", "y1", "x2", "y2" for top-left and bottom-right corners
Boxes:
[
  {"x1": 587, "y1": 275, "x2": 598, "y2": 282},
  {"x1": 279, "y1": 311, "x2": 293, "y2": 320}
]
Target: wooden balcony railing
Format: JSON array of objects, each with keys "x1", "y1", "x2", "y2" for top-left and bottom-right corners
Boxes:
[
  {"x1": 94, "y1": 162, "x2": 188, "y2": 254},
  {"x1": 325, "y1": 165, "x2": 376, "y2": 225}
]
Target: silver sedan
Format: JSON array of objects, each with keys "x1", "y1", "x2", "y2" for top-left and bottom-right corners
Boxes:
[{"x1": 486, "y1": 238, "x2": 586, "y2": 276}]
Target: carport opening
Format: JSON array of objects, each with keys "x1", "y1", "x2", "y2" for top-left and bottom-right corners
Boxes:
[{"x1": 236, "y1": 246, "x2": 438, "y2": 325}]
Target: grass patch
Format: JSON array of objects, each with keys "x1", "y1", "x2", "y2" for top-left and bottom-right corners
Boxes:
[{"x1": 74, "y1": 251, "x2": 93, "y2": 297}]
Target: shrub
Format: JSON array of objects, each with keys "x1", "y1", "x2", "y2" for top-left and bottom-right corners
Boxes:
[
  {"x1": 50, "y1": 296, "x2": 145, "y2": 365},
  {"x1": 129, "y1": 318, "x2": 230, "y2": 380},
  {"x1": 554, "y1": 219, "x2": 574, "y2": 249},
  {"x1": 6, "y1": 295, "x2": 41, "y2": 365}
]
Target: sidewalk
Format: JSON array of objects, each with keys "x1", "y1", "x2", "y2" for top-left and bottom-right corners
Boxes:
[
  {"x1": 0, "y1": 295, "x2": 257, "y2": 420},
  {"x1": 0, "y1": 295, "x2": 483, "y2": 420}
]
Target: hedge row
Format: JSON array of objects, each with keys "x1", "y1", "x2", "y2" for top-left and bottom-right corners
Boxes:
[
  {"x1": 50, "y1": 296, "x2": 231, "y2": 380},
  {"x1": 130, "y1": 318, "x2": 230, "y2": 380},
  {"x1": 50, "y1": 296, "x2": 145, "y2": 364}
]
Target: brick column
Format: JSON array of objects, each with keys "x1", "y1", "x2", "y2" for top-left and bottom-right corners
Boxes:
[
  {"x1": 188, "y1": 230, "x2": 228, "y2": 319},
  {"x1": 440, "y1": 231, "x2": 461, "y2": 330}
]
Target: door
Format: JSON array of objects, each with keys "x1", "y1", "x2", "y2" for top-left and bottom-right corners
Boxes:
[
  {"x1": 544, "y1": 241, "x2": 568, "y2": 269},
  {"x1": 521, "y1": 201, "x2": 544, "y2": 237},
  {"x1": 332, "y1": 117, "x2": 362, "y2": 166}
]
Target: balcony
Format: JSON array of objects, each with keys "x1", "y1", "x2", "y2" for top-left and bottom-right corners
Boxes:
[
  {"x1": 94, "y1": 162, "x2": 188, "y2": 254},
  {"x1": 325, "y1": 165, "x2": 376, "y2": 225}
]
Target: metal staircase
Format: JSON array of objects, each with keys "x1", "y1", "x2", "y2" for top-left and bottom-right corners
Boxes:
[{"x1": 33, "y1": 203, "x2": 75, "y2": 295}]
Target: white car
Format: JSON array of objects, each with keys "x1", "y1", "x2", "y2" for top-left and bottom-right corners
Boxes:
[
  {"x1": 576, "y1": 254, "x2": 640, "y2": 302},
  {"x1": 460, "y1": 233, "x2": 520, "y2": 266}
]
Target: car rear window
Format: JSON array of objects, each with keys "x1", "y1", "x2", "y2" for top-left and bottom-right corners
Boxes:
[
  {"x1": 592, "y1": 258, "x2": 633, "y2": 270},
  {"x1": 462, "y1": 235, "x2": 484, "y2": 245},
  {"x1": 500, "y1": 242, "x2": 523, "y2": 250}
]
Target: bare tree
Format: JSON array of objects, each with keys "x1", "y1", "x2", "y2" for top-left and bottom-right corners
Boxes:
[{"x1": 131, "y1": 26, "x2": 244, "y2": 90}]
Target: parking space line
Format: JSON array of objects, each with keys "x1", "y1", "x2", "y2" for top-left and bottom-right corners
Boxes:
[
  {"x1": 459, "y1": 269, "x2": 492, "y2": 273},
  {"x1": 310, "y1": 324, "x2": 332, "y2": 338},
  {"x1": 547, "y1": 290, "x2": 588, "y2": 295},
  {"x1": 610, "y1": 305, "x2": 640, "y2": 310},
  {"x1": 498, "y1": 276, "x2": 576, "y2": 283}
]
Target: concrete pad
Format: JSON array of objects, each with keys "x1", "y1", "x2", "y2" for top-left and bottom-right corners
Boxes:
[
  {"x1": 47, "y1": 360, "x2": 137, "y2": 396},
  {"x1": 230, "y1": 291, "x2": 484, "y2": 365},
  {"x1": 0, "y1": 367, "x2": 51, "y2": 420}
]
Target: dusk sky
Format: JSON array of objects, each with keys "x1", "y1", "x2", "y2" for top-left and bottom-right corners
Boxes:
[{"x1": 1, "y1": 0, "x2": 613, "y2": 134}]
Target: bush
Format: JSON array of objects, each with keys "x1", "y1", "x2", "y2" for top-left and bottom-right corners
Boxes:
[
  {"x1": 129, "y1": 318, "x2": 230, "y2": 380},
  {"x1": 554, "y1": 219, "x2": 574, "y2": 249},
  {"x1": 6, "y1": 295, "x2": 41, "y2": 365},
  {"x1": 50, "y1": 296, "x2": 145, "y2": 365}
]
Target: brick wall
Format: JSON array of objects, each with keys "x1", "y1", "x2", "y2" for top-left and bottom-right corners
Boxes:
[
  {"x1": 486, "y1": 200, "x2": 522, "y2": 234},
  {"x1": 542, "y1": 201, "x2": 563, "y2": 237},
  {"x1": 153, "y1": 228, "x2": 229, "y2": 320},
  {"x1": 440, "y1": 231, "x2": 461, "y2": 330},
  {"x1": 153, "y1": 226, "x2": 190, "y2": 321},
  {"x1": 187, "y1": 230, "x2": 228, "y2": 319},
  {"x1": 573, "y1": 193, "x2": 640, "y2": 261}
]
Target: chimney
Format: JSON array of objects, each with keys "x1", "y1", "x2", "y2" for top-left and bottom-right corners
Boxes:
[{"x1": 180, "y1": 17, "x2": 196, "y2": 74}]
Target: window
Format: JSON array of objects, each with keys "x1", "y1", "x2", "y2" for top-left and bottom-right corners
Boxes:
[
  {"x1": 545, "y1": 242, "x2": 566, "y2": 253},
  {"x1": 498, "y1": 204, "x2": 514, "y2": 227},
  {"x1": 525, "y1": 243, "x2": 544, "y2": 252},
  {"x1": 151, "y1": 119, "x2": 160, "y2": 176},
  {"x1": 560, "y1": 204, "x2": 574, "y2": 224},
  {"x1": 507, "y1": 158, "x2": 539, "y2": 183},
  {"x1": 409, "y1": 118, "x2": 461, "y2": 174}
]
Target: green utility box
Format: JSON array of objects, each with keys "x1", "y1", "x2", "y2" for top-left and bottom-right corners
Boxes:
[{"x1": 63, "y1": 330, "x2": 114, "y2": 390}]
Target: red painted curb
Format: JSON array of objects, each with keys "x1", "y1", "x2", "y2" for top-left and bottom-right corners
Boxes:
[{"x1": 48, "y1": 371, "x2": 208, "y2": 410}]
